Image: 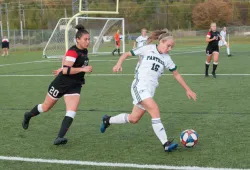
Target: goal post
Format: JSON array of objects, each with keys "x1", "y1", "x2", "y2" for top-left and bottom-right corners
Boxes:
[
  {"x1": 43, "y1": 0, "x2": 123, "y2": 58},
  {"x1": 43, "y1": 17, "x2": 125, "y2": 58}
]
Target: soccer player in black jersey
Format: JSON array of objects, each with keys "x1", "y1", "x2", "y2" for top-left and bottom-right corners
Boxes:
[
  {"x1": 205, "y1": 23, "x2": 221, "y2": 78},
  {"x1": 22, "y1": 24, "x2": 92, "y2": 145}
]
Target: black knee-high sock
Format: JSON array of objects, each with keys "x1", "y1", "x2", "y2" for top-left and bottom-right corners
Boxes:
[
  {"x1": 112, "y1": 49, "x2": 117, "y2": 53},
  {"x1": 26, "y1": 105, "x2": 40, "y2": 119},
  {"x1": 205, "y1": 63, "x2": 210, "y2": 75},
  {"x1": 212, "y1": 63, "x2": 218, "y2": 73},
  {"x1": 58, "y1": 116, "x2": 73, "y2": 138},
  {"x1": 118, "y1": 49, "x2": 120, "y2": 55}
]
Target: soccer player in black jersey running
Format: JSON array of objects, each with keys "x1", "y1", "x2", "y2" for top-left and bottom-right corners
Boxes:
[
  {"x1": 205, "y1": 23, "x2": 221, "y2": 78},
  {"x1": 22, "y1": 24, "x2": 92, "y2": 145}
]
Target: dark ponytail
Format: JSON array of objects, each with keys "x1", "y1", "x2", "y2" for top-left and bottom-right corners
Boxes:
[
  {"x1": 75, "y1": 24, "x2": 89, "y2": 39},
  {"x1": 147, "y1": 29, "x2": 171, "y2": 44}
]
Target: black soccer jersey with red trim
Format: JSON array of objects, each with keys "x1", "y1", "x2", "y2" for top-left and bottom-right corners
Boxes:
[
  {"x1": 207, "y1": 31, "x2": 220, "y2": 47},
  {"x1": 58, "y1": 45, "x2": 89, "y2": 84}
]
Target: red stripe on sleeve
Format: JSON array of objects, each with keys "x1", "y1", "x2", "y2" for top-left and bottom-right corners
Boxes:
[
  {"x1": 65, "y1": 50, "x2": 78, "y2": 59},
  {"x1": 207, "y1": 32, "x2": 211, "y2": 36}
]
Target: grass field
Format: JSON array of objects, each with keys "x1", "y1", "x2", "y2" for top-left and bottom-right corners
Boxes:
[{"x1": 0, "y1": 39, "x2": 250, "y2": 170}]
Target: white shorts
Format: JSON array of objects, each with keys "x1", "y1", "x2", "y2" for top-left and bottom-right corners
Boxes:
[
  {"x1": 219, "y1": 40, "x2": 227, "y2": 47},
  {"x1": 131, "y1": 79, "x2": 157, "y2": 110}
]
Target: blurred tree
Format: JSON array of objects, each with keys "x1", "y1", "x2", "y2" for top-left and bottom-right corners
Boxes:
[{"x1": 192, "y1": 0, "x2": 232, "y2": 29}]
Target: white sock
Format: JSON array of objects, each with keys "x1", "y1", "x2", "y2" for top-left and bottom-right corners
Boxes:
[
  {"x1": 152, "y1": 118, "x2": 168, "y2": 145},
  {"x1": 227, "y1": 47, "x2": 230, "y2": 55},
  {"x1": 37, "y1": 104, "x2": 44, "y2": 113},
  {"x1": 109, "y1": 113, "x2": 129, "y2": 124}
]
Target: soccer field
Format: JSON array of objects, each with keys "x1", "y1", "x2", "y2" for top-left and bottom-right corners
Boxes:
[{"x1": 0, "y1": 41, "x2": 250, "y2": 170}]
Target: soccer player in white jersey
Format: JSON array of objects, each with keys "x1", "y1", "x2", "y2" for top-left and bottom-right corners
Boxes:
[
  {"x1": 133, "y1": 28, "x2": 148, "y2": 49},
  {"x1": 219, "y1": 27, "x2": 232, "y2": 57},
  {"x1": 100, "y1": 30, "x2": 197, "y2": 152}
]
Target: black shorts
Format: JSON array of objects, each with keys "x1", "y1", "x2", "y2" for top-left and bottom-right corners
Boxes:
[
  {"x1": 2, "y1": 43, "x2": 9, "y2": 49},
  {"x1": 206, "y1": 46, "x2": 219, "y2": 55},
  {"x1": 47, "y1": 77, "x2": 82, "y2": 100}
]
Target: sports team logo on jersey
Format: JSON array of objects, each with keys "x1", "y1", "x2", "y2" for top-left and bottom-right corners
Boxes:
[{"x1": 84, "y1": 60, "x2": 89, "y2": 66}]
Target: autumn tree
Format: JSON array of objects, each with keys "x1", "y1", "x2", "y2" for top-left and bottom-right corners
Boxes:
[{"x1": 192, "y1": 0, "x2": 232, "y2": 29}]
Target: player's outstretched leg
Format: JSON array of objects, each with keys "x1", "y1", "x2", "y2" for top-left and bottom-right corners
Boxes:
[{"x1": 101, "y1": 106, "x2": 145, "y2": 133}]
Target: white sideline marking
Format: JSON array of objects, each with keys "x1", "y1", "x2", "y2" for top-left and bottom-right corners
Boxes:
[
  {"x1": 0, "y1": 60, "x2": 49, "y2": 67},
  {"x1": 0, "y1": 156, "x2": 247, "y2": 170},
  {"x1": 0, "y1": 74, "x2": 250, "y2": 77},
  {"x1": 0, "y1": 50, "x2": 204, "y2": 67},
  {"x1": 0, "y1": 58, "x2": 137, "y2": 67},
  {"x1": 170, "y1": 50, "x2": 203, "y2": 55}
]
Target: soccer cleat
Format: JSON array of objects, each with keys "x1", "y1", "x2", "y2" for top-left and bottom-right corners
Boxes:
[
  {"x1": 112, "y1": 52, "x2": 114, "y2": 56},
  {"x1": 228, "y1": 54, "x2": 232, "y2": 57},
  {"x1": 54, "y1": 137, "x2": 68, "y2": 145},
  {"x1": 163, "y1": 140, "x2": 178, "y2": 152},
  {"x1": 22, "y1": 112, "x2": 31, "y2": 130},
  {"x1": 100, "y1": 115, "x2": 111, "y2": 133},
  {"x1": 205, "y1": 73, "x2": 209, "y2": 77},
  {"x1": 212, "y1": 72, "x2": 216, "y2": 78}
]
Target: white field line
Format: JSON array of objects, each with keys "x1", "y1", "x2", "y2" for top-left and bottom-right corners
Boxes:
[
  {"x1": 0, "y1": 156, "x2": 247, "y2": 170},
  {"x1": 0, "y1": 60, "x2": 49, "y2": 67},
  {"x1": 1, "y1": 74, "x2": 250, "y2": 77},
  {"x1": 0, "y1": 58, "x2": 138, "y2": 67},
  {"x1": 0, "y1": 50, "x2": 204, "y2": 67}
]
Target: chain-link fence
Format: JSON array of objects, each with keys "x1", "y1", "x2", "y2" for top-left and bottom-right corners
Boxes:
[{"x1": 2, "y1": 26, "x2": 250, "y2": 53}]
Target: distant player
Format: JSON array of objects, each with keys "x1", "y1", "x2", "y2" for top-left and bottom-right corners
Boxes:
[
  {"x1": 133, "y1": 28, "x2": 148, "y2": 49},
  {"x1": 219, "y1": 27, "x2": 232, "y2": 57},
  {"x1": 22, "y1": 24, "x2": 93, "y2": 145},
  {"x1": 100, "y1": 29, "x2": 197, "y2": 152},
  {"x1": 205, "y1": 23, "x2": 222, "y2": 78},
  {"x1": 112, "y1": 30, "x2": 121, "y2": 56},
  {"x1": 2, "y1": 36, "x2": 9, "y2": 56}
]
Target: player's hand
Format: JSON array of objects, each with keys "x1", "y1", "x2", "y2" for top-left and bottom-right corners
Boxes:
[
  {"x1": 53, "y1": 68, "x2": 63, "y2": 76},
  {"x1": 186, "y1": 90, "x2": 197, "y2": 101},
  {"x1": 212, "y1": 36, "x2": 217, "y2": 40},
  {"x1": 82, "y1": 66, "x2": 92, "y2": 73},
  {"x1": 113, "y1": 64, "x2": 122, "y2": 73}
]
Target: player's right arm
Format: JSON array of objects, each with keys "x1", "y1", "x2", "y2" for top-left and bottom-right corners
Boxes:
[
  {"x1": 113, "y1": 46, "x2": 146, "y2": 73},
  {"x1": 62, "y1": 50, "x2": 92, "y2": 75},
  {"x1": 113, "y1": 52, "x2": 132, "y2": 73}
]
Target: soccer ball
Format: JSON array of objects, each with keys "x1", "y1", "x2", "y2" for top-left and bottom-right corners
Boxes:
[{"x1": 180, "y1": 129, "x2": 198, "y2": 148}]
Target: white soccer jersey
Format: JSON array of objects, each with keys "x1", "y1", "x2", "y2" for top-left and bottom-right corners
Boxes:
[
  {"x1": 130, "y1": 44, "x2": 177, "y2": 86},
  {"x1": 220, "y1": 30, "x2": 226, "y2": 40},
  {"x1": 136, "y1": 35, "x2": 148, "y2": 48}
]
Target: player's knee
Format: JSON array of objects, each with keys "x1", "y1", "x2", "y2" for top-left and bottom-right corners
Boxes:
[{"x1": 128, "y1": 116, "x2": 140, "y2": 124}]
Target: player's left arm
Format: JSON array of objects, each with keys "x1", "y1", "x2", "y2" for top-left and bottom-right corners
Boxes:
[{"x1": 172, "y1": 70, "x2": 197, "y2": 101}]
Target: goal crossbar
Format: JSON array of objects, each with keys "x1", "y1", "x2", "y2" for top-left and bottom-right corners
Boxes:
[{"x1": 65, "y1": 0, "x2": 120, "y2": 51}]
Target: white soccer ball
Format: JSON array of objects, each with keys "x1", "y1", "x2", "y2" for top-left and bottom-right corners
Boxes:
[{"x1": 180, "y1": 129, "x2": 198, "y2": 148}]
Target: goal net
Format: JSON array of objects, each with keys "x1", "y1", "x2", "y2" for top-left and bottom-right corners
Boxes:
[{"x1": 43, "y1": 17, "x2": 125, "y2": 58}]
